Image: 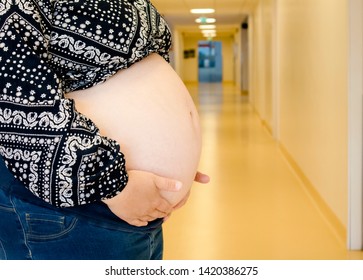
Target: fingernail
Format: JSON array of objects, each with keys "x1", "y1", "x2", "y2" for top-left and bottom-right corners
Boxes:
[{"x1": 175, "y1": 181, "x2": 182, "y2": 190}]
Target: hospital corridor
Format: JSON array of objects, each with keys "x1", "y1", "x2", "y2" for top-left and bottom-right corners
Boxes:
[
  {"x1": 163, "y1": 82, "x2": 363, "y2": 260},
  {"x1": 152, "y1": 0, "x2": 363, "y2": 260}
]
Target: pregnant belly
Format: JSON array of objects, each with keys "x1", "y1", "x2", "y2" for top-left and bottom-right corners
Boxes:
[{"x1": 67, "y1": 54, "x2": 202, "y2": 206}]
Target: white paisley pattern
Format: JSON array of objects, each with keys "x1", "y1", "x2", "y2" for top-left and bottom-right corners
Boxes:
[
  {"x1": 0, "y1": 0, "x2": 11, "y2": 15},
  {"x1": 0, "y1": 0, "x2": 172, "y2": 207}
]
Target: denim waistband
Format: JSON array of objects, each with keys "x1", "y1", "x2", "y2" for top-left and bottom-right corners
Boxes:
[
  {"x1": 0, "y1": 156, "x2": 17, "y2": 189},
  {"x1": 0, "y1": 156, "x2": 163, "y2": 232}
]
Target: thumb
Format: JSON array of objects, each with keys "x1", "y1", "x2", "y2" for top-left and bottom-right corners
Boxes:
[
  {"x1": 194, "y1": 171, "x2": 210, "y2": 184},
  {"x1": 154, "y1": 175, "x2": 183, "y2": 192}
]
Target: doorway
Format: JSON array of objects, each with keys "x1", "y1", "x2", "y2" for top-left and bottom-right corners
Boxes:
[{"x1": 198, "y1": 41, "x2": 223, "y2": 82}]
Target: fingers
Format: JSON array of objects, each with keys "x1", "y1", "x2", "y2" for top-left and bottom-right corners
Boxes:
[
  {"x1": 127, "y1": 204, "x2": 170, "y2": 226},
  {"x1": 129, "y1": 219, "x2": 148, "y2": 227},
  {"x1": 106, "y1": 170, "x2": 187, "y2": 227},
  {"x1": 194, "y1": 171, "x2": 210, "y2": 184},
  {"x1": 156, "y1": 198, "x2": 174, "y2": 214},
  {"x1": 130, "y1": 201, "x2": 172, "y2": 226},
  {"x1": 147, "y1": 209, "x2": 168, "y2": 220},
  {"x1": 154, "y1": 175, "x2": 183, "y2": 192},
  {"x1": 130, "y1": 211, "x2": 167, "y2": 227}
]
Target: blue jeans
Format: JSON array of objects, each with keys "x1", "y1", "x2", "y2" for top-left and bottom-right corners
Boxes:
[{"x1": 0, "y1": 157, "x2": 163, "y2": 260}]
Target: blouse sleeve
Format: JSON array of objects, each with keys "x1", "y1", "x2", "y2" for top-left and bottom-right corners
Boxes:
[
  {"x1": 0, "y1": 0, "x2": 171, "y2": 207},
  {"x1": 0, "y1": 1, "x2": 145, "y2": 207}
]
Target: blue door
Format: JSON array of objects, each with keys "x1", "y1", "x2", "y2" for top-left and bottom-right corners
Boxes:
[{"x1": 198, "y1": 41, "x2": 223, "y2": 82}]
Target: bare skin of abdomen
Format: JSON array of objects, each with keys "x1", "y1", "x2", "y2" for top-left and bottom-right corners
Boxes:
[{"x1": 67, "y1": 53, "x2": 202, "y2": 206}]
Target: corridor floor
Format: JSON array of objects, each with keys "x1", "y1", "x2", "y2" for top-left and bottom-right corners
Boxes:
[{"x1": 163, "y1": 82, "x2": 363, "y2": 260}]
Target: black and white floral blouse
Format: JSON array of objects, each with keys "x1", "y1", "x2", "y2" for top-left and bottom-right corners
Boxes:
[{"x1": 0, "y1": 0, "x2": 172, "y2": 207}]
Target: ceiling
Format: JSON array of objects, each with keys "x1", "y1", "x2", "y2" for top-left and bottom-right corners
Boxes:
[{"x1": 152, "y1": 0, "x2": 258, "y2": 36}]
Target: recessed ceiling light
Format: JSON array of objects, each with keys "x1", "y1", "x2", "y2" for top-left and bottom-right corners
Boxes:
[
  {"x1": 190, "y1": 8, "x2": 215, "y2": 14},
  {"x1": 199, "y1": 25, "x2": 216, "y2": 30},
  {"x1": 201, "y1": 30, "x2": 216, "y2": 34}
]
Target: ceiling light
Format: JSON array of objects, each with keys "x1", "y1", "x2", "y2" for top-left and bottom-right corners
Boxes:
[
  {"x1": 201, "y1": 29, "x2": 216, "y2": 33},
  {"x1": 202, "y1": 32, "x2": 217, "y2": 37},
  {"x1": 199, "y1": 25, "x2": 216, "y2": 30},
  {"x1": 195, "y1": 17, "x2": 216, "y2": 24},
  {"x1": 190, "y1": 8, "x2": 215, "y2": 14},
  {"x1": 201, "y1": 30, "x2": 216, "y2": 35},
  {"x1": 201, "y1": 28, "x2": 217, "y2": 37}
]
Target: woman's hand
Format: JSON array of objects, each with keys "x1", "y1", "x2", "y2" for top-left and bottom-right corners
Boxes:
[
  {"x1": 173, "y1": 171, "x2": 210, "y2": 210},
  {"x1": 194, "y1": 171, "x2": 210, "y2": 184},
  {"x1": 102, "y1": 170, "x2": 182, "y2": 227},
  {"x1": 164, "y1": 171, "x2": 210, "y2": 222}
]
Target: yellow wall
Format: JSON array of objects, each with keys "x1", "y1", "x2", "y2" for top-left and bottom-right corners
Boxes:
[
  {"x1": 250, "y1": 0, "x2": 274, "y2": 130},
  {"x1": 251, "y1": 0, "x2": 349, "y2": 227},
  {"x1": 181, "y1": 34, "x2": 237, "y2": 83},
  {"x1": 182, "y1": 35, "x2": 199, "y2": 82}
]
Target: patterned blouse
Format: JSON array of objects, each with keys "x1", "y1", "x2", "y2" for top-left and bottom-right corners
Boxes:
[{"x1": 0, "y1": 0, "x2": 172, "y2": 207}]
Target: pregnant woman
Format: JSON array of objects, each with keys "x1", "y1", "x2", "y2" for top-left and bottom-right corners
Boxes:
[{"x1": 0, "y1": 0, "x2": 208, "y2": 259}]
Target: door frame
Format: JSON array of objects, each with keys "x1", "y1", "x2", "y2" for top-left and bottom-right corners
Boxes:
[{"x1": 348, "y1": 0, "x2": 363, "y2": 250}]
